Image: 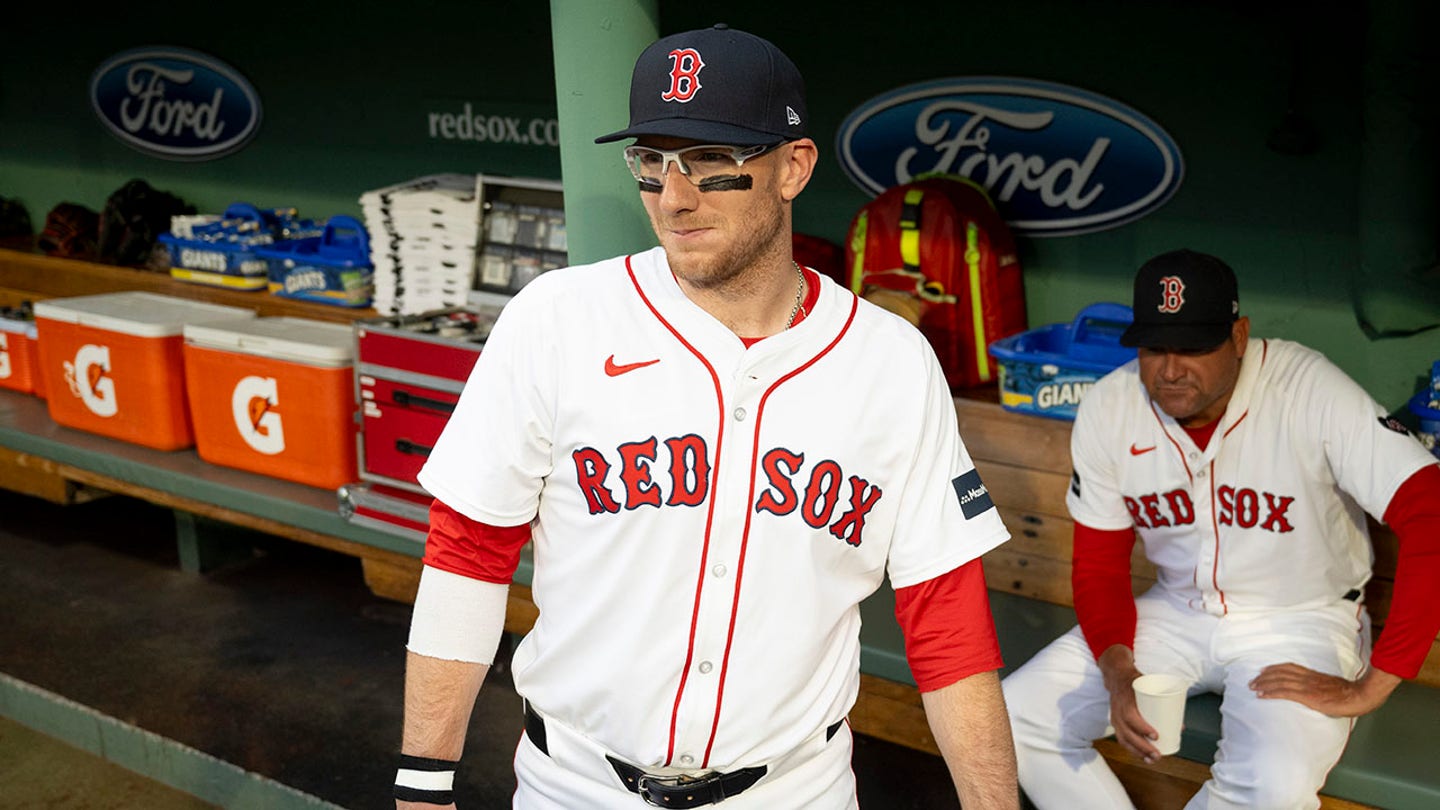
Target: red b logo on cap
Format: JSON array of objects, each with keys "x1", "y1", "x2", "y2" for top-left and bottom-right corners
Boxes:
[
  {"x1": 662, "y1": 48, "x2": 704, "y2": 102},
  {"x1": 1157, "y1": 275, "x2": 1185, "y2": 313}
]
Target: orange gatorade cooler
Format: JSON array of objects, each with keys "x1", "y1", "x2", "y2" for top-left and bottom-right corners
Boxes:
[
  {"x1": 182, "y1": 317, "x2": 358, "y2": 489},
  {"x1": 34, "y1": 292, "x2": 256, "y2": 450},
  {"x1": 0, "y1": 312, "x2": 42, "y2": 396}
]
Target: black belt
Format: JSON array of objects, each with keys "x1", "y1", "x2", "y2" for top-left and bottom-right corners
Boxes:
[
  {"x1": 1344, "y1": 588, "x2": 1362, "y2": 602},
  {"x1": 523, "y1": 702, "x2": 844, "y2": 807},
  {"x1": 606, "y1": 756, "x2": 766, "y2": 808}
]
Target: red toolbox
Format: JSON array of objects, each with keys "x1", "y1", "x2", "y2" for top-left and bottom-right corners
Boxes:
[{"x1": 353, "y1": 308, "x2": 490, "y2": 493}]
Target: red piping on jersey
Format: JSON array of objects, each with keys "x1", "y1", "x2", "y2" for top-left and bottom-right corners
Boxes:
[
  {"x1": 1206, "y1": 459, "x2": 1227, "y2": 614},
  {"x1": 1220, "y1": 340, "x2": 1264, "y2": 441},
  {"x1": 624, "y1": 257, "x2": 729, "y2": 765},
  {"x1": 1221, "y1": 338, "x2": 1267, "y2": 438},
  {"x1": 1222, "y1": 411, "x2": 1248, "y2": 439},
  {"x1": 1204, "y1": 340, "x2": 1267, "y2": 610},
  {"x1": 1150, "y1": 404, "x2": 1194, "y2": 480},
  {"x1": 702, "y1": 292, "x2": 859, "y2": 767}
]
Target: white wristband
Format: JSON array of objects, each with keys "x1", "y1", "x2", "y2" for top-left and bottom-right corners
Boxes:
[{"x1": 394, "y1": 754, "x2": 458, "y2": 805}]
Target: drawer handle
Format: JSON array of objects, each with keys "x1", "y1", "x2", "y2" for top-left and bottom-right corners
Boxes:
[
  {"x1": 391, "y1": 389, "x2": 456, "y2": 414},
  {"x1": 395, "y1": 439, "x2": 434, "y2": 457}
]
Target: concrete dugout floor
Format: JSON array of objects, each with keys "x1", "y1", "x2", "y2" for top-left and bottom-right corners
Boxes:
[{"x1": 0, "y1": 489, "x2": 961, "y2": 809}]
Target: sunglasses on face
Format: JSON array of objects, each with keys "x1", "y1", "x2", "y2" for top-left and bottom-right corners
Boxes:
[{"x1": 623, "y1": 142, "x2": 784, "y2": 191}]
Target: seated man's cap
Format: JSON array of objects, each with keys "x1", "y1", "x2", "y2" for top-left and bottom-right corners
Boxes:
[
  {"x1": 595, "y1": 24, "x2": 807, "y2": 146},
  {"x1": 1120, "y1": 249, "x2": 1240, "y2": 350}
]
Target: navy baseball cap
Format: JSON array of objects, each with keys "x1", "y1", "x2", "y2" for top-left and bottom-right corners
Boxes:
[
  {"x1": 594, "y1": 24, "x2": 807, "y2": 146},
  {"x1": 1120, "y1": 249, "x2": 1240, "y2": 350}
]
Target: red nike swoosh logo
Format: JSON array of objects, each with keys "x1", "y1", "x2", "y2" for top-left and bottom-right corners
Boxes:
[
  {"x1": 604, "y1": 355, "x2": 660, "y2": 377},
  {"x1": 1130, "y1": 443, "x2": 1157, "y2": 456}
]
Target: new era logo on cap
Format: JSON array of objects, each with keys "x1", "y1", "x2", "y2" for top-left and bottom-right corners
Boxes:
[{"x1": 595, "y1": 24, "x2": 808, "y2": 147}]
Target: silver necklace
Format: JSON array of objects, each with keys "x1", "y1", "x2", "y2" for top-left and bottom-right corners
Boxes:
[{"x1": 786, "y1": 261, "x2": 806, "y2": 328}]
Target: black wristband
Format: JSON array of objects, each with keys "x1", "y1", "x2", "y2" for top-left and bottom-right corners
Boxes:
[{"x1": 394, "y1": 753, "x2": 458, "y2": 805}]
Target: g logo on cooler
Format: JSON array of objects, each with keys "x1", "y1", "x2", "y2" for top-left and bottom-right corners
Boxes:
[
  {"x1": 232, "y1": 375, "x2": 285, "y2": 455},
  {"x1": 65, "y1": 344, "x2": 118, "y2": 417}
]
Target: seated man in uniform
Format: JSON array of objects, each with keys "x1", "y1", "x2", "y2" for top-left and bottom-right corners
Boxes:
[{"x1": 1002, "y1": 248, "x2": 1440, "y2": 809}]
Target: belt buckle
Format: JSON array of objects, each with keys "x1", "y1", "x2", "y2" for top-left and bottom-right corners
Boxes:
[{"x1": 636, "y1": 772, "x2": 714, "y2": 808}]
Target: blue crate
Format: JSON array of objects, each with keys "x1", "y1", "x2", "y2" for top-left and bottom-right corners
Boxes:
[
  {"x1": 1410, "y1": 390, "x2": 1440, "y2": 460},
  {"x1": 159, "y1": 203, "x2": 317, "y2": 290},
  {"x1": 988, "y1": 302, "x2": 1136, "y2": 420},
  {"x1": 256, "y1": 215, "x2": 373, "y2": 308}
]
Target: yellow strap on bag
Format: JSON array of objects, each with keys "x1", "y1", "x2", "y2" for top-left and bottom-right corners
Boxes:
[
  {"x1": 965, "y1": 221, "x2": 990, "y2": 380},
  {"x1": 899, "y1": 188, "x2": 924, "y2": 274},
  {"x1": 849, "y1": 210, "x2": 869, "y2": 294}
]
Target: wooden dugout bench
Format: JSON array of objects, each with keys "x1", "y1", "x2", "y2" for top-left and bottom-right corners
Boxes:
[{"x1": 2, "y1": 246, "x2": 1436, "y2": 808}]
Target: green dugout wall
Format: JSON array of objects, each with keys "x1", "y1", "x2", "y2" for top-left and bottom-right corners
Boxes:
[{"x1": 1, "y1": 0, "x2": 1435, "y2": 407}]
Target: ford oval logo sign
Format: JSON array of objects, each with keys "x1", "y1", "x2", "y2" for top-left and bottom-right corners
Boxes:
[
  {"x1": 837, "y1": 78, "x2": 1184, "y2": 237},
  {"x1": 90, "y1": 47, "x2": 261, "y2": 161}
]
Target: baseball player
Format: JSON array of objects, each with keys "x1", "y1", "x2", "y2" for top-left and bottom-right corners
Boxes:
[
  {"x1": 394, "y1": 25, "x2": 1019, "y2": 809},
  {"x1": 1001, "y1": 249, "x2": 1440, "y2": 809}
]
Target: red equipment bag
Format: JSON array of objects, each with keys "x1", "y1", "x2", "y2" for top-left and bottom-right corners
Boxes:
[{"x1": 845, "y1": 174, "x2": 1026, "y2": 389}]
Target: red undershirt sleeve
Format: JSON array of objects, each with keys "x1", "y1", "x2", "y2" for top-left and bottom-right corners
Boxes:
[
  {"x1": 1071, "y1": 522, "x2": 1139, "y2": 661},
  {"x1": 421, "y1": 499, "x2": 531, "y2": 585},
  {"x1": 893, "y1": 558, "x2": 1004, "y2": 693},
  {"x1": 1371, "y1": 464, "x2": 1440, "y2": 679}
]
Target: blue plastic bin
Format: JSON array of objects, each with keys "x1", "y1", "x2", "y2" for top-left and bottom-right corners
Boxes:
[
  {"x1": 159, "y1": 203, "x2": 311, "y2": 290},
  {"x1": 988, "y1": 302, "x2": 1137, "y2": 420},
  {"x1": 256, "y1": 216, "x2": 374, "y2": 308},
  {"x1": 1409, "y1": 390, "x2": 1440, "y2": 460}
]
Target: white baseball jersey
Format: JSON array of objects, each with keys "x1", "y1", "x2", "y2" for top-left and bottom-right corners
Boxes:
[
  {"x1": 418, "y1": 246, "x2": 1009, "y2": 772},
  {"x1": 1067, "y1": 338, "x2": 1437, "y2": 615}
]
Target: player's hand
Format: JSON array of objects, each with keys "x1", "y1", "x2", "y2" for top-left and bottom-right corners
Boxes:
[
  {"x1": 396, "y1": 802, "x2": 457, "y2": 810},
  {"x1": 1250, "y1": 663, "x2": 1402, "y2": 717},
  {"x1": 1097, "y1": 645, "x2": 1165, "y2": 763}
]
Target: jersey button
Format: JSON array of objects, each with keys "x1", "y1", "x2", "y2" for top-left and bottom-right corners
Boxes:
[
  {"x1": 733, "y1": 406, "x2": 747, "y2": 421},
  {"x1": 679, "y1": 754, "x2": 696, "y2": 766},
  {"x1": 712, "y1": 563, "x2": 727, "y2": 578},
  {"x1": 698, "y1": 661, "x2": 714, "y2": 674}
]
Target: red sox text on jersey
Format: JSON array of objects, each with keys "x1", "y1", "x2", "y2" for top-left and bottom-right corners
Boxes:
[
  {"x1": 572, "y1": 438, "x2": 884, "y2": 547},
  {"x1": 1123, "y1": 486, "x2": 1295, "y2": 533}
]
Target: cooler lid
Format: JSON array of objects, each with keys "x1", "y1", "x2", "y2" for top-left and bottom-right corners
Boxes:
[
  {"x1": 0, "y1": 317, "x2": 36, "y2": 337},
  {"x1": 33, "y1": 292, "x2": 256, "y2": 337},
  {"x1": 183, "y1": 316, "x2": 355, "y2": 367}
]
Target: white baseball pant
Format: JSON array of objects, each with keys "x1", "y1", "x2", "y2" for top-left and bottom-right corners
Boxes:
[{"x1": 1002, "y1": 588, "x2": 1368, "y2": 810}]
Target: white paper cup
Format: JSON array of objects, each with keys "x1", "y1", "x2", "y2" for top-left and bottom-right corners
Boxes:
[{"x1": 1132, "y1": 673, "x2": 1189, "y2": 756}]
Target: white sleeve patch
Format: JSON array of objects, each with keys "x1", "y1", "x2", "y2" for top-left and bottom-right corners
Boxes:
[{"x1": 406, "y1": 566, "x2": 510, "y2": 665}]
